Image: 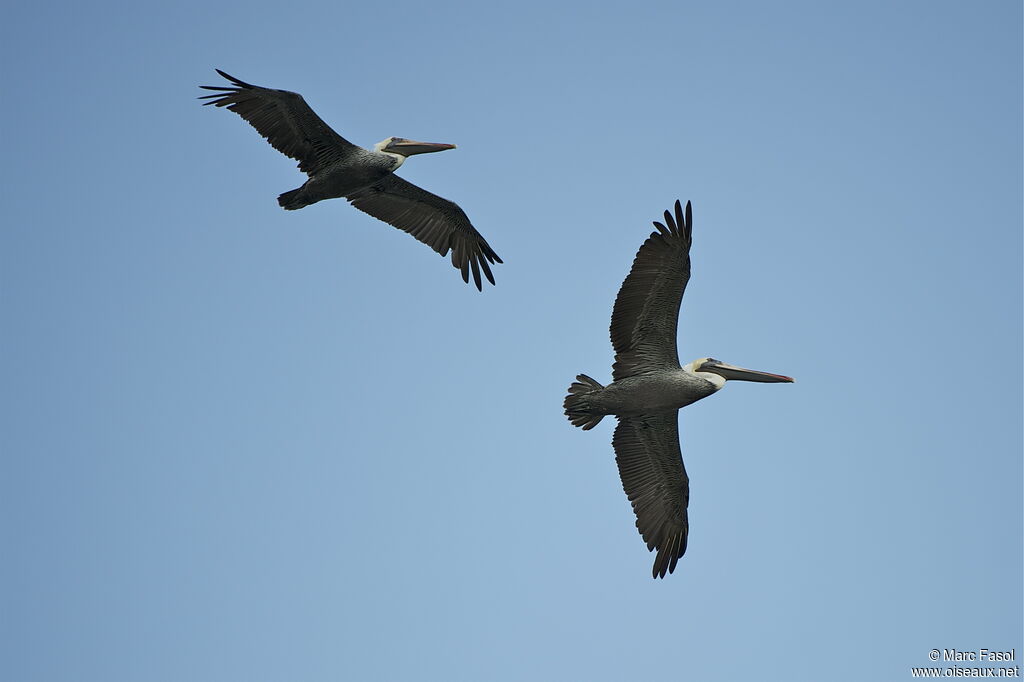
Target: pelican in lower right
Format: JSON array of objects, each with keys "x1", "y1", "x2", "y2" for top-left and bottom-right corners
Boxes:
[{"x1": 563, "y1": 200, "x2": 794, "y2": 578}]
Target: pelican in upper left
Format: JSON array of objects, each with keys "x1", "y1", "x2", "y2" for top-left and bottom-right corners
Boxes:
[{"x1": 199, "y1": 69, "x2": 502, "y2": 289}]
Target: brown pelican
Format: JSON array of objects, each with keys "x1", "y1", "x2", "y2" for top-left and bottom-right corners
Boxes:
[
  {"x1": 563, "y1": 200, "x2": 793, "y2": 578},
  {"x1": 199, "y1": 69, "x2": 501, "y2": 290}
]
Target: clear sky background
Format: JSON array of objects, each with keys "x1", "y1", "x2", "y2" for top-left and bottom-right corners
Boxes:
[{"x1": 2, "y1": 1, "x2": 1021, "y2": 681}]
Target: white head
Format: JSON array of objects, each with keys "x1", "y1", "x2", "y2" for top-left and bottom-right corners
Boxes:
[
  {"x1": 684, "y1": 357, "x2": 794, "y2": 391},
  {"x1": 373, "y1": 137, "x2": 457, "y2": 169}
]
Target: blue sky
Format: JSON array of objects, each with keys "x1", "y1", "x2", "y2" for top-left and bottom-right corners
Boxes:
[{"x1": 2, "y1": 1, "x2": 1021, "y2": 680}]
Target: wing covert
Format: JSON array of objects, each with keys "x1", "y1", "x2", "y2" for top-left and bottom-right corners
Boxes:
[
  {"x1": 612, "y1": 412, "x2": 689, "y2": 579},
  {"x1": 346, "y1": 175, "x2": 502, "y2": 290},
  {"x1": 199, "y1": 69, "x2": 359, "y2": 175},
  {"x1": 609, "y1": 200, "x2": 693, "y2": 380}
]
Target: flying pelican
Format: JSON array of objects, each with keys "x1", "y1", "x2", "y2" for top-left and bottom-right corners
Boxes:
[
  {"x1": 198, "y1": 69, "x2": 501, "y2": 290},
  {"x1": 563, "y1": 200, "x2": 793, "y2": 578}
]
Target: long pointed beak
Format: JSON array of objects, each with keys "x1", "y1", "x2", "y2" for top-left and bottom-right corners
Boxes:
[
  {"x1": 385, "y1": 139, "x2": 457, "y2": 156},
  {"x1": 705, "y1": 361, "x2": 794, "y2": 383}
]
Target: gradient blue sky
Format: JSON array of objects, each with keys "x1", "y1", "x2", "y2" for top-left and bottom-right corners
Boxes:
[{"x1": 2, "y1": 1, "x2": 1021, "y2": 681}]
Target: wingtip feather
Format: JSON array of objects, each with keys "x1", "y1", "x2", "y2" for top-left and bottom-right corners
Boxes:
[
  {"x1": 480, "y1": 257, "x2": 495, "y2": 286},
  {"x1": 469, "y1": 258, "x2": 482, "y2": 290},
  {"x1": 213, "y1": 69, "x2": 256, "y2": 89}
]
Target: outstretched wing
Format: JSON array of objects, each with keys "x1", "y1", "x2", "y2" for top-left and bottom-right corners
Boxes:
[
  {"x1": 199, "y1": 69, "x2": 359, "y2": 175},
  {"x1": 346, "y1": 175, "x2": 502, "y2": 290},
  {"x1": 612, "y1": 412, "x2": 689, "y2": 579},
  {"x1": 609, "y1": 200, "x2": 693, "y2": 380}
]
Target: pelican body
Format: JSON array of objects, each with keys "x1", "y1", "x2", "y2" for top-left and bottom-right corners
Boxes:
[
  {"x1": 564, "y1": 201, "x2": 793, "y2": 578},
  {"x1": 571, "y1": 368, "x2": 717, "y2": 418},
  {"x1": 199, "y1": 69, "x2": 501, "y2": 289},
  {"x1": 570, "y1": 359, "x2": 792, "y2": 424},
  {"x1": 277, "y1": 137, "x2": 455, "y2": 210}
]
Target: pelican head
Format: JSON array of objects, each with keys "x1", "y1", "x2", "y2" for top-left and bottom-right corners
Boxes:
[
  {"x1": 686, "y1": 357, "x2": 795, "y2": 390},
  {"x1": 375, "y1": 136, "x2": 456, "y2": 157}
]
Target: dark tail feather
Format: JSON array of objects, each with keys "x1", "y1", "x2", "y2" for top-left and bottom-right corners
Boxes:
[
  {"x1": 278, "y1": 187, "x2": 310, "y2": 210},
  {"x1": 563, "y1": 374, "x2": 606, "y2": 430}
]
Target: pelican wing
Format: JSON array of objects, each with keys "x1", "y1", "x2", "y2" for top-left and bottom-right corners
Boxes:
[
  {"x1": 199, "y1": 69, "x2": 359, "y2": 175},
  {"x1": 609, "y1": 200, "x2": 693, "y2": 380},
  {"x1": 613, "y1": 412, "x2": 689, "y2": 579},
  {"x1": 346, "y1": 175, "x2": 502, "y2": 290}
]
